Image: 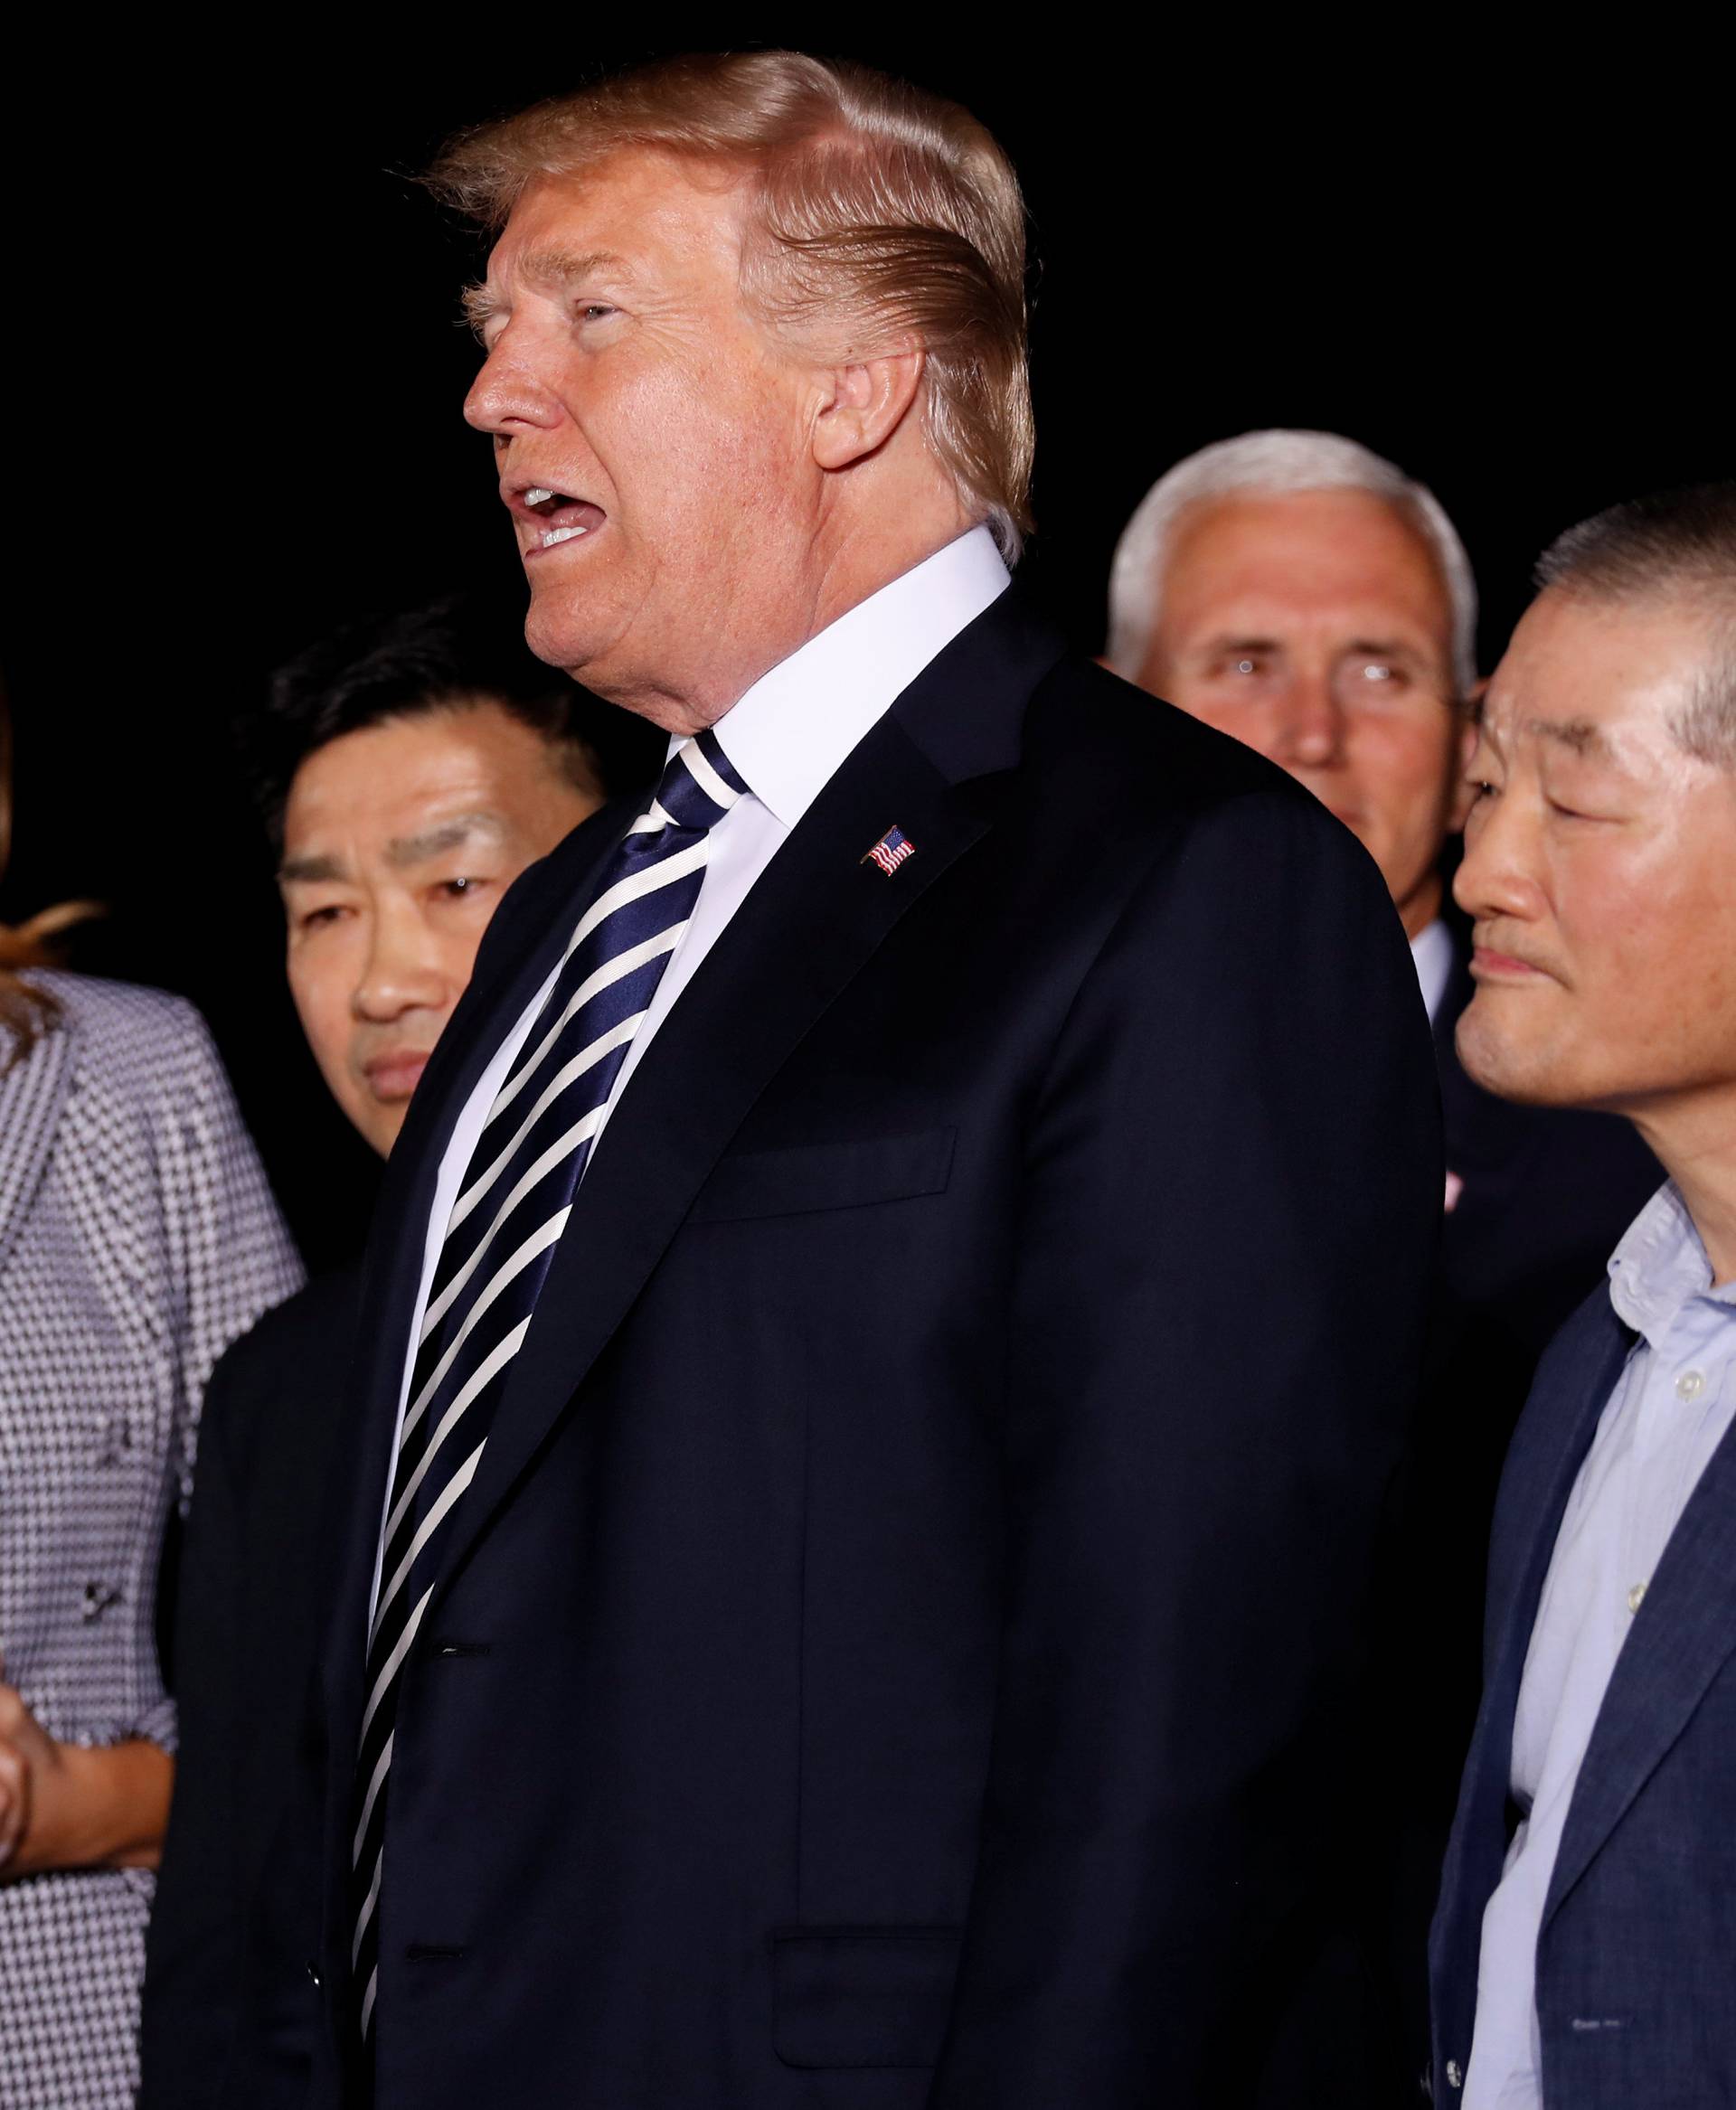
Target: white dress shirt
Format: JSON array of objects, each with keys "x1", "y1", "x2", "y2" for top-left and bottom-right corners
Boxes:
[
  {"x1": 1410, "y1": 917, "x2": 1455, "y2": 1027},
  {"x1": 1463, "y1": 1181, "x2": 1736, "y2": 2107},
  {"x1": 367, "y1": 526, "x2": 1011, "y2": 1627}
]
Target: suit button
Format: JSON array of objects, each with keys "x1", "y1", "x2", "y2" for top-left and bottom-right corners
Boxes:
[
  {"x1": 306, "y1": 1960, "x2": 323, "y2": 1990},
  {"x1": 1446, "y1": 2058, "x2": 1463, "y2": 2089}
]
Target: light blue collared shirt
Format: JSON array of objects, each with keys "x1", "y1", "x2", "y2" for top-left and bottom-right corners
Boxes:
[{"x1": 1464, "y1": 1181, "x2": 1736, "y2": 2106}]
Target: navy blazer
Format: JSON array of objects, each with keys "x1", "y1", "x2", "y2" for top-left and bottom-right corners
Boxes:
[
  {"x1": 143, "y1": 1267, "x2": 363, "y2": 2107},
  {"x1": 1429, "y1": 1276, "x2": 1736, "y2": 2106},
  {"x1": 233, "y1": 591, "x2": 1442, "y2": 2109}
]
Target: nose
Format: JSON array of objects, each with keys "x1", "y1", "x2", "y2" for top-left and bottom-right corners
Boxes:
[
  {"x1": 463, "y1": 327, "x2": 562, "y2": 438},
  {"x1": 353, "y1": 906, "x2": 449, "y2": 1024},
  {"x1": 1272, "y1": 674, "x2": 1346, "y2": 770},
  {"x1": 1453, "y1": 786, "x2": 1547, "y2": 928}
]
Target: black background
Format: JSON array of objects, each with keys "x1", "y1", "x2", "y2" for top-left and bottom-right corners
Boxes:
[{"x1": 5, "y1": 34, "x2": 1725, "y2": 1267}]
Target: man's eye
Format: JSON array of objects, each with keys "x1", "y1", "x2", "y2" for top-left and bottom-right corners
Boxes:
[
  {"x1": 1358, "y1": 662, "x2": 1398, "y2": 683},
  {"x1": 439, "y1": 876, "x2": 486, "y2": 900},
  {"x1": 300, "y1": 905, "x2": 346, "y2": 931},
  {"x1": 575, "y1": 302, "x2": 616, "y2": 324}
]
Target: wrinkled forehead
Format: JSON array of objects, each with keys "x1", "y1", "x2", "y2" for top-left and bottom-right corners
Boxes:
[
  {"x1": 485, "y1": 151, "x2": 753, "y2": 298},
  {"x1": 1480, "y1": 589, "x2": 1719, "y2": 777}
]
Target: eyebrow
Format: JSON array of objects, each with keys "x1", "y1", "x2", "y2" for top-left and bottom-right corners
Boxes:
[
  {"x1": 462, "y1": 246, "x2": 634, "y2": 332},
  {"x1": 1524, "y1": 715, "x2": 1618, "y2": 761},
  {"x1": 1193, "y1": 635, "x2": 1428, "y2": 663},
  {"x1": 278, "y1": 813, "x2": 508, "y2": 886},
  {"x1": 384, "y1": 812, "x2": 509, "y2": 868},
  {"x1": 1197, "y1": 634, "x2": 1285, "y2": 658},
  {"x1": 278, "y1": 851, "x2": 345, "y2": 886},
  {"x1": 1340, "y1": 637, "x2": 1426, "y2": 663}
]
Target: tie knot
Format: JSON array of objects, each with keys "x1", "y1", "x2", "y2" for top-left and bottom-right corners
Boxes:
[{"x1": 652, "y1": 727, "x2": 750, "y2": 834}]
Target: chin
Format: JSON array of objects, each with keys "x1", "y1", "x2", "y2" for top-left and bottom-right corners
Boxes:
[
  {"x1": 523, "y1": 597, "x2": 586, "y2": 675},
  {"x1": 523, "y1": 570, "x2": 628, "y2": 683},
  {"x1": 1455, "y1": 1007, "x2": 1584, "y2": 1109}
]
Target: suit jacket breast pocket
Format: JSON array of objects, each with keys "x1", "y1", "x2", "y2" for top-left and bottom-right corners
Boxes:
[{"x1": 686, "y1": 1129, "x2": 956, "y2": 1226}]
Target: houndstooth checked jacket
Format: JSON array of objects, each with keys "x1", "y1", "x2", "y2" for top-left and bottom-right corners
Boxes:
[{"x1": 0, "y1": 974, "x2": 301, "y2": 2109}]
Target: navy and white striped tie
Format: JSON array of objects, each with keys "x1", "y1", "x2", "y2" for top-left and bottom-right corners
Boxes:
[{"x1": 349, "y1": 728, "x2": 749, "y2": 2043}]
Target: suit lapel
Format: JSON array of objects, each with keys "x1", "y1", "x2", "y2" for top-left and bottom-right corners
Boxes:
[
  {"x1": 426, "y1": 589, "x2": 1063, "y2": 1600},
  {"x1": 431, "y1": 718, "x2": 992, "y2": 1592},
  {"x1": 1485, "y1": 1306, "x2": 1632, "y2": 1685},
  {"x1": 1545, "y1": 1407, "x2": 1736, "y2": 1921},
  {"x1": 1431, "y1": 1302, "x2": 1631, "y2": 1986}
]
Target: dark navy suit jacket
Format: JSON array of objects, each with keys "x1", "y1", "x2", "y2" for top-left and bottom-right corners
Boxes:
[
  {"x1": 232, "y1": 591, "x2": 1441, "y2": 2108},
  {"x1": 1430, "y1": 1276, "x2": 1736, "y2": 2106},
  {"x1": 142, "y1": 1268, "x2": 363, "y2": 2107}
]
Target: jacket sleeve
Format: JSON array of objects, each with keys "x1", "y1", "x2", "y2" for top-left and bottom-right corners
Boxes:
[
  {"x1": 139, "y1": 1333, "x2": 253, "y2": 2107},
  {"x1": 928, "y1": 790, "x2": 1441, "y2": 2107}
]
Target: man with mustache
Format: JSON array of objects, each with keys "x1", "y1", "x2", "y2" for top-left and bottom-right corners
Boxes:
[
  {"x1": 1430, "y1": 483, "x2": 1736, "y2": 2106},
  {"x1": 240, "y1": 53, "x2": 1439, "y2": 2108},
  {"x1": 140, "y1": 596, "x2": 620, "y2": 2104}
]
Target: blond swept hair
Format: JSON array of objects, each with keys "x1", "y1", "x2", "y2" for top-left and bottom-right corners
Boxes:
[{"x1": 429, "y1": 51, "x2": 1034, "y2": 560}]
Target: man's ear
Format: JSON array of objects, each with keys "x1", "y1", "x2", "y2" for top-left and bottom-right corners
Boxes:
[{"x1": 810, "y1": 348, "x2": 926, "y2": 471}]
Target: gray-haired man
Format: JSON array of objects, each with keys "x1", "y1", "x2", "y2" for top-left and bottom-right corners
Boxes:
[
  {"x1": 1109, "y1": 425, "x2": 1656, "y2": 1352},
  {"x1": 1107, "y1": 432, "x2": 1661, "y2": 2084}
]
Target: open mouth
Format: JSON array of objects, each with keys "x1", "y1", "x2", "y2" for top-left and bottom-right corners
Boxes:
[{"x1": 519, "y1": 486, "x2": 608, "y2": 551}]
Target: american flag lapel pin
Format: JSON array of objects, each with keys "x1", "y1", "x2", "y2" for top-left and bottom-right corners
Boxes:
[{"x1": 861, "y1": 824, "x2": 917, "y2": 877}]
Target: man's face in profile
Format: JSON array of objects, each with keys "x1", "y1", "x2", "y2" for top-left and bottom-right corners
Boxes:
[
  {"x1": 1454, "y1": 589, "x2": 1736, "y2": 1116},
  {"x1": 1137, "y1": 489, "x2": 1470, "y2": 938},
  {"x1": 278, "y1": 701, "x2": 602, "y2": 1154},
  {"x1": 461, "y1": 151, "x2": 818, "y2": 720}
]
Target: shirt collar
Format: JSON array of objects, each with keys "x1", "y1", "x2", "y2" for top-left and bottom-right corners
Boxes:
[
  {"x1": 1409, "y1": 917, "x2": 1456, "y2": 1026},
  {"x1": 1608, "y1": 1180, "x2": 1736, "y2": 1346},
  {"x1": 671, "y1": 525, "x2": 1011, "y2": 829}
]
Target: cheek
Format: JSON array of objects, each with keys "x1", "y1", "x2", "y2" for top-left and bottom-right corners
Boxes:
[
  {"x1": 1550, "y1": 845, "x2": 1664, "y2": 966},
  {"x1": 1545, "y1": 850, "x2": 1702, "y2": 1060},
  {"x1": 1346, "y1": 718, "x2": 1457, "y2": 826},
  {"x1": 433, "y1": 922, "x2": 490, "y2": 998},
  {"x1": 287, "y1": 956, "x2": 359, "y2": 1077},
  {"x1": 1184, "y1": 693, "x2": 1284, "y2": 757},
  {"x1": 605, "y1": 352, "x2": 784, "y2": 491}
]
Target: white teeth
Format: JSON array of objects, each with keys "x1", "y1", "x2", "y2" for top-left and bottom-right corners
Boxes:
[
  {"x1": 542, "y1": 524, "x2": 590, "y2": 547},
  {"x1": 524, "y1": 486, "x2": 554, "y2": 506}
]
